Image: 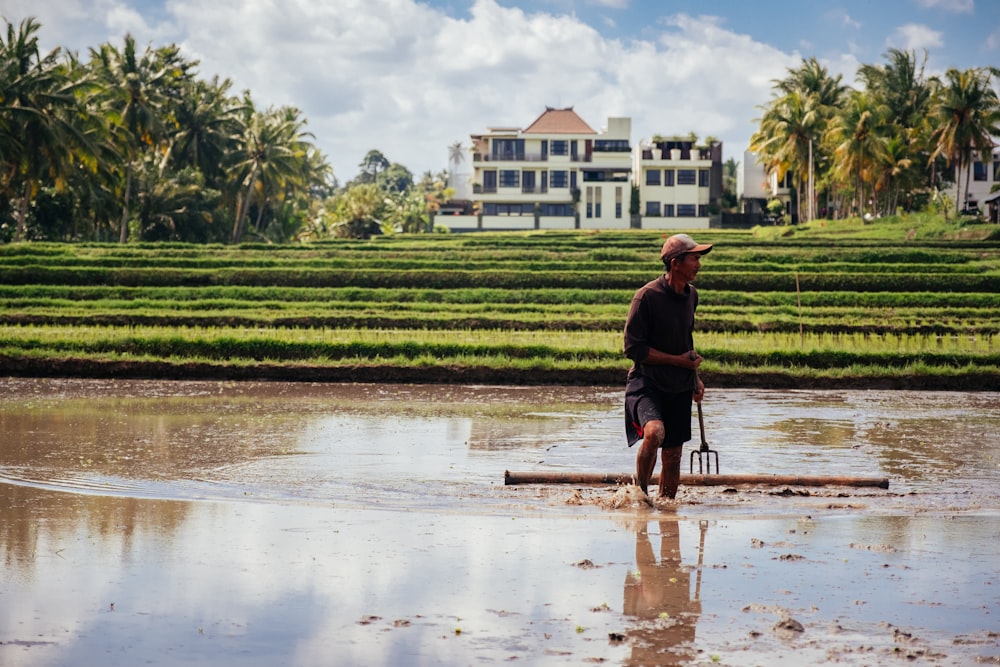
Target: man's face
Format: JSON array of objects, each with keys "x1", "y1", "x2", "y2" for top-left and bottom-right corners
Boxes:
[{"x1": 673, "y1": 252, "x2": 703, "y2": 282}]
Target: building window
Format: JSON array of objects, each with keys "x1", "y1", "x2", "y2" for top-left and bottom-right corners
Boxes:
[
  {"x1": 539, "y1": 203, "x2": 574, "y2": 216},
  {"x1": 483, "y1": 203, "x2": 535, "y2": 216},
  {"x1": 646, "y1": 170, "x2": 661, "y2": 186},
  {"x1": 994, "y1": 161, "x2": 1000, "y2": 181},
  {"x1": 499, "y1": 170, "x2": 520, "y2": 188},
  {"x1": 492, "y1": 139, "x2": 524, "y2": 160},
  {"x1": 678, "y1": 204, "x2": 696, "y2": 217},
  {"x1": 698, "y1": 205, "x2": 709, "y2": 217},
  {"x1": 678, "y1": 169, "x2": 696, "y2": 185},
  {"x1": 522, "y1": 171, "x2": 536, "y2": 193},
  {"x1": 482, "y1": 170, "x2": 497, "y2": 192},
  {"x1": 645, "y1": 201, "x2": 660, "y2": 216},
  {"x1": 698, "y1": 169, "x2": 709, "y2": 187},
  {"x1": 584, "y1": 187, "x2": 603, "y2": 218},
  {"x1": 663, "y1": 204, "x2": 674, "y2": 217},
  {"x1": 594, "y1": 139, "x2": 630, "y2": 152},
  {"x1": 550, "y1": 170, "x2": 568, "y2": 188},
  {"x1": 551, "y1": 140, "x2": 568, "y2": 156},
  {"x1": 973, "y1": 161, "x2": 988, "y2": 181},
  {"x1": 663, "y1": 169, "x2": 674, "y2": 186},
  {"x1": 615, "y1": 187, "x2": 622, "y2": 218}
]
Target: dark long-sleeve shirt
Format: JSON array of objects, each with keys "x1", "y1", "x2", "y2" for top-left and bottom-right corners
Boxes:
[{"x1": 623, "y1": 274, "x2": 698, "y2": 394}]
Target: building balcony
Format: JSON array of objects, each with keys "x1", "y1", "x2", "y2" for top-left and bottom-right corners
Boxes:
[
  {"x1": 472, "y1": 152, "x2": 596, "y2": 163},
  {"x1": 474, "y1": 152, "x2": 545, "y2": 162}
]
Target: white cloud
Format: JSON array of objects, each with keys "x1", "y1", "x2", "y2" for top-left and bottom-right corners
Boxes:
[
  {"x1": 987, "y1": 25, "x2": 1000, "y2": 50},
  {"x1": 8, "y1": 0, "x2": 800, "y2": 179},
  {"x1": 887, "y1": 23, "x2": 945, "y2": 51},
  {"x1": 4, "y1": 0, "x2": 180, "y2": 57},
  {"x1": 170, "y1": 0, "x2": 800, "y2": 178},
  {"x1": 826, "y1": 10, "x2": 862, "y2": 30},
  {"x1": 915, "y1": 0, "x2": 974, "y2": 13}
]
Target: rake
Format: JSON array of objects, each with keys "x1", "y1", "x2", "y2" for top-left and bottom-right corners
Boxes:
[{"x1": 689, "y1": 399, "x2": 719, "y2": 474}]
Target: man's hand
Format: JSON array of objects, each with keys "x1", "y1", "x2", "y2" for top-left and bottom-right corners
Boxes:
[
  {"x1": 690, "y1": 350, "x2": 705, "y2": 403},
  {"x1": 693, "y1": 376, "x2": 705, "y2": 404}
]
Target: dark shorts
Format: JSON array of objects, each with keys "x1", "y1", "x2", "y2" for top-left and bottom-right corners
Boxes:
[{"x1": 625, "y1": 386, "x2": 693, "y2": 449}]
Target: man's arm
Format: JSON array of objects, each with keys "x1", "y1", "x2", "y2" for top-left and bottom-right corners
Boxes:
[{"x1": 642, "y1": 347, "x2": 702, "y2": 369}]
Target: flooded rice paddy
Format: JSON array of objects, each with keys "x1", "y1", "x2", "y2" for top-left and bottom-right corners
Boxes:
[{"x1": 1, "y1": 378, "x2": 998, "y2": 666}]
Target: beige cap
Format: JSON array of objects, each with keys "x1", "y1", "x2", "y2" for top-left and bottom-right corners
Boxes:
[{"x1": 660, "y1": 233, "x2": 713, "y2": 263}]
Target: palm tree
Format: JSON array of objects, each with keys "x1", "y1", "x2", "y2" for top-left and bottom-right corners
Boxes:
[
  {"x1": 928, "y1": 67, "x2": 1000, "y2": 213},
  {"x1": 825, "y1": 90, "x2": 890, "y2": 217},
  {"x1": 357, "y1": 149, "x2": 389, "y2": 185},
  {"x1": 229, "y1": 105, "x2": 315, "y2": 243},
  {"x1": 135, "y1": 162, "x2": 220, "y2": 242},
  {"x1": 858, "y1": 49, "x2": 939, "y2": 208},
  {"x1": 89, "y1": 35, "x2": 193, "y2": 242},
  {"x1": 750, "y1": 90, "x2": 822, "y2": 223},
  {"x1": 875, "y1": 136, "x2": 914, "y2": 215},
  {"x1": 447, "y1": 140, "x2": 465, "y2": 191},
  {"x1": 161, "y1": 76, "x2": 246, "y2": 187},
  {"x1": 776, "y1": 57, "x2": 848, "y2": 108},
  {"x1": 751, "y1": 58, "x2": 848, "y2": 222},
  {"x1": 0, "y1": 17, "x2": 94, "y2": 241},
  {"x1": 859, "y1": 49, "x2": 935, "y2": 131}
]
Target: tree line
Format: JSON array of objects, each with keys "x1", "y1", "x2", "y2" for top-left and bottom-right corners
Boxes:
[
  {"x1": 750, "y1": 52, "x2": 1000, "y2": 223},
  {"x1": 4, "y1": 17, "x2": 999, "y2": 245},
  {"x1": 1, "y1": 17, "x2": 452, "y2": 244}
]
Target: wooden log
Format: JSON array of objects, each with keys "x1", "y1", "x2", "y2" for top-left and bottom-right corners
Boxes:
[{"x1": 503, "y1": 470, "x2": 889, "y2": 489}]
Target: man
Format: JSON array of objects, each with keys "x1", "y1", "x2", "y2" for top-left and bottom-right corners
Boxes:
[{"x1": 623, "y1": 233, "x2": 712, "y2": 499}]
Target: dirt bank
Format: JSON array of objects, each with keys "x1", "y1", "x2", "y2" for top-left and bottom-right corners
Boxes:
[{"x1": 3, "y1": 354, "x2": 999, "y2": 390}]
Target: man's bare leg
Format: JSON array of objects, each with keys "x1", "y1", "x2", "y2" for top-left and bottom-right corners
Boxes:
[
  {"x1": 635, "y1": 420, "x2": 664, "y2": 494},
  {"x1": 659, "y1": 446, "x2": 682, "y2": 499}
]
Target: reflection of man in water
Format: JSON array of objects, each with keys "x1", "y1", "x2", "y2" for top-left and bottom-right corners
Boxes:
[{"x1": 623, "y1": 518, "x2": 702, "y2": 665}]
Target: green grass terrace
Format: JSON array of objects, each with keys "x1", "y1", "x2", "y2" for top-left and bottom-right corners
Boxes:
[{"x1": 1, "y1": 218, "x2": 998, "y2": 390}]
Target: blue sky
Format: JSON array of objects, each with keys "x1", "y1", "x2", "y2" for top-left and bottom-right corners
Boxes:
[{"x1": 4, "y1": 0, "x2": 998, "y2": 182}]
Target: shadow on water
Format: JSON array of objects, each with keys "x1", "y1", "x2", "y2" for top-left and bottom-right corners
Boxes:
[{"x1": 1, "y1": 378, "x2": 998, "y2": 666}]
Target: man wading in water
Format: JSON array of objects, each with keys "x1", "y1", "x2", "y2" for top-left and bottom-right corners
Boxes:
[{"x1": 623, "y1": 234, "x2": 712, "y2": 499}]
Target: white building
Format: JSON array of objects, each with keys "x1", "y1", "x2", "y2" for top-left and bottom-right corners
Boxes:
[
  {"x1": 441, "y1": 107, "x2": 725, "y2": 232},
  {"x1": 737, "y1": 149, "x2": 793, "y2": 220},
  {"x1": 633, "y1": 138, "x2": 723, "y2": 230},
  {"x1": 950, "y1": 147, "x2": 1000, "y2": 215}
]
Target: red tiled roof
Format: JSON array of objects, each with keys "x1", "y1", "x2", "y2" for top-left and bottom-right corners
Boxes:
[{"x1": 523, "y1": 107, "x2": 596, "y2": 134}]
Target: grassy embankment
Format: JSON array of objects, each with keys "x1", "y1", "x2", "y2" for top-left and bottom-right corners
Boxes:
[{"x1": 1, "y1": 213, "x2": 998, "y2": 389}]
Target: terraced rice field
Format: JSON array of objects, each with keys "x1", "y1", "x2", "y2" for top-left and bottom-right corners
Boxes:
[{"x1": 1, "y1": 228, "x2": 998, "y2": 389}]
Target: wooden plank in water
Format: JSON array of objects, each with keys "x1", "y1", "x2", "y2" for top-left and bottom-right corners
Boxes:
[{"x1": 503, "y1": 470, "x2": 889, "y2": 489}]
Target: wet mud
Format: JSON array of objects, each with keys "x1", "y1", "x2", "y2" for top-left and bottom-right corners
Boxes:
[{"x1": 1, "y1": 378, "x2": 998, "y2": 666}]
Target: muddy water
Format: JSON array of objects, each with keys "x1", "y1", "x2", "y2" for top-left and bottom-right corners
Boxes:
[{"x1": 1, "y1": 378, "x2": 998, "y2": 666}]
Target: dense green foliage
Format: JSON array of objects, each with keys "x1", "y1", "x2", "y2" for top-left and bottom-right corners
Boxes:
[
  {"x1": 751, "y1": 54, "x2": 1000, "y2": 222},
  {"x1": 4, "y1": 18, "x2": 999, "y2": 247},
  {"x1": 1, "y1": 220, "x2": 998, "y2": 388},
  {"x1": 0, "y1": 18, "x2": 452, "y2": 245}
]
